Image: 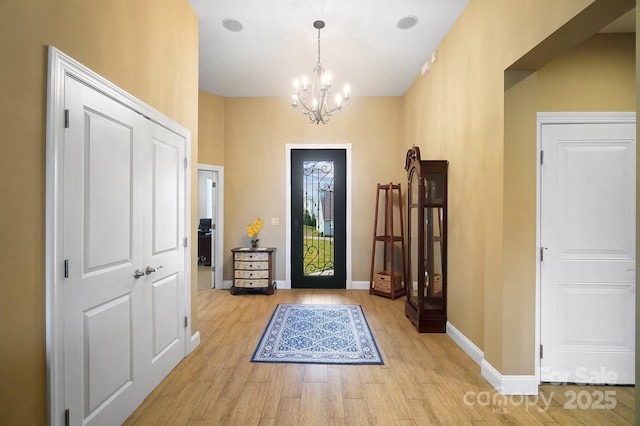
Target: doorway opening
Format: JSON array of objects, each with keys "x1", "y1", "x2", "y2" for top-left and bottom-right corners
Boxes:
[
  {"x1": 197, "y1": 165, "x2": 224, "y2": 290},
  {"x1": 285, "y1": 144, "x2": 353, "y2": 289},
  {"x1": 291, "y1": 149, "x2": 346, "y2": 289}
]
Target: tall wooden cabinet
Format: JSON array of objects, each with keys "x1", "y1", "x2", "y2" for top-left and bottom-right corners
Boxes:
[{"x1": 404, "y1": 147, "x2": 448, "y2": 332}]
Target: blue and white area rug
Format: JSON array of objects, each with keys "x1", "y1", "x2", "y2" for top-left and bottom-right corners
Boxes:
[{"x1": 251, "y1": 304, "x2": 384, "y2": 365}]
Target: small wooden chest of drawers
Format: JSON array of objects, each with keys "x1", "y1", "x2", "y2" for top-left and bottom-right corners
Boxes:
[{"x1": 231, "y1": 247, "x2": 276, "y2": 295}]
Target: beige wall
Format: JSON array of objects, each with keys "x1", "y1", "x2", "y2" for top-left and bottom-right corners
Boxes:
[
  {"x1": 199, "y1": 91, "x2": 226, "y2": 165},
  {"x1": 196, "y1": 1, "x2": 635, "y2": 378},
  {"x1": 0, "y1": 0, "x2": 635, "y2": 423},
  {"x1": 503, "y1": 33, "x2": 635, "y2": 374},
  {"x1": 636, "y1": 5, "x2": 639, "y2": 423},
  {"x1": 0, "y1": 1, "x2": 198, "y2": 423},
  {"x1": 403, "y1": 0, "x2": 591, "y2": 370},
  {"x1": 222, "y1": 97, "x2": 405, "y2": 281},
  {"x1": 403, "y1": 0, "x2": 634, "y2": 376}
]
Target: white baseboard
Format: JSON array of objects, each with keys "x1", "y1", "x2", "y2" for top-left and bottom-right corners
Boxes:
[
  {"x1": 189, "y1": 331, "x2": 200, "y2": 354},
  {"x1": 222, "y1": 280, "x2": 367, "y2": 290},
  {"x1": 219, "y1": 280, "x2": 233, "y2": 290},
  {"x1": 481, "y1": 360, "x2": 538, "y2": 395},
  {"x1": 350, "y1": 280, "x2": 370, "y2": 290},
  {"x1": 446, "y1": 321, "x2": 484, "y2": 365},
  {"x1": 277, "y1": 281, "x2": 369, "y2": 290},
  {"x1": 276, "y1": 280, "x2": 290, "y2": 289},
  {"x1": 447, "y1": 321, "x2": 538, "y2": 395}
]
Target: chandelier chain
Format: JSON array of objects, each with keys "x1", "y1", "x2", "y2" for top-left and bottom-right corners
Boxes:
[{"x1": 317, "y1": 27, "x2": 321, "y2": 67}]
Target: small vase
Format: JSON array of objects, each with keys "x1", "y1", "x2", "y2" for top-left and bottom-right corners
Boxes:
[{"x1": 251, "y1": 240, "x2": 258, "y2": 249}]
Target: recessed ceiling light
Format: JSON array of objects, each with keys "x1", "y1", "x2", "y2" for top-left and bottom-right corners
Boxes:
[
  {"x1": 222, "y1": 18, "x2": 243, "y2": 32},
  {"x1": 397, "y1": 15, "x2": 418, "y2": 30}
]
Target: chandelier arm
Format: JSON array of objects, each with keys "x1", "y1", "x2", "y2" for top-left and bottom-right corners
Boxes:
[
  {"x1": 296, "y1": 98, "x2": 316, "y2": 120},
  {"x1": 296, "y1": 96, "x2": 311, "y2": 111}
]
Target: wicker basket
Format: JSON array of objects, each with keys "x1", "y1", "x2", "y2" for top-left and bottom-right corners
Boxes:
[
  {"x1": 432, "y1": 273, "x2": 443, "y2": 296},
  {"x1": 374, "y1": 270, "x2": 403, "y2": 294}
]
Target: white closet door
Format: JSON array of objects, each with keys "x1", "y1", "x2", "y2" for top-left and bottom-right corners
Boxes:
[
  {"x1": 63, "y1": 76, "x2": 185, "y2": 425},
  {"x1": 143, "y1": 120, "x2": 186, "y2": 389}
]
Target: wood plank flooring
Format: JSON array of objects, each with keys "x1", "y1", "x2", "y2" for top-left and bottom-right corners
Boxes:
[{"x1": 124, "y1": 289, "x2": 634, "y2": 425}]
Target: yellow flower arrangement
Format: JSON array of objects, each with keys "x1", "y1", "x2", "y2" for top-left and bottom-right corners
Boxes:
[{"x1": 246, "y1": 218, "x2": 262, "y2": 247}]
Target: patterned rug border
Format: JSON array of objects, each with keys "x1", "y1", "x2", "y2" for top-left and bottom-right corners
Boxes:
[{"x1": 251, "y1": 303, "x2": 384, "y2": 365}]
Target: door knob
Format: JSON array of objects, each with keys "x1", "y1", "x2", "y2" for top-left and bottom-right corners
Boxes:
[
  {"x1": 146, "y1": 265, "x2": 163, "y2": 275},
  {"x1": 134, "y1": 269, "x2": 145, "y2": 279}
]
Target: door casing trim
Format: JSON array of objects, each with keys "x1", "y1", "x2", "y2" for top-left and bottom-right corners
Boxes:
[
  {"x1": 285, "y1": 143, "x2": 353, "y2": 289},
  {"x1": 45, "y1": 46, "x2": 193, "y2": 425}
]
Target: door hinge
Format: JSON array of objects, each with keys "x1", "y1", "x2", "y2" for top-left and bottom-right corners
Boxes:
[
  {"x1": 211, "y1": 223, "x2": 216, "y2": 230},
  {"x1": 64, "y1": 109, "x2": 70, "y2": 128},
  {"x1": 211, "y1": 182, "x2": 216, "y2": 188},
  {"x1": 540, "y1": 344, "x2": 544, "y2": 359},
  {"x1": 64, "y1": 408, "x2": 70, "y2": 426},
  {"x1": 211, "y1": 266, "x2": 215, "y2": 272},
  {"x1": 540, "y1": 247, "x2": 544, "y2": 262},
  {"x1": 184, "y1": 316, "x2": 188, "y2": 328},
  {"x1": 540, "y1": 150, "x2": 544, "y2": 165},
  {"x1": 64, "y1": 259, "x2": 69, "y2": 278},
  {"x1": 183, "y1": 237, "x2": 188, "y2": 248},
  {"x1": 184, "y1": 158, "x2": 188, "y2": 169}
]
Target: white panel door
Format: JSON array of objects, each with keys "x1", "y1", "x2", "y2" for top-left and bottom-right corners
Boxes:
[
  {"x1": 143, "y1": 122, "x2": 186, "y2": 388},
  {"x1": 63, "y1": 76, "x2": 147, "y2": 425},
  {"x1": 63, "y1": 76, "x2": 185, "y2": 425},
  {"x1": 540, "y1": 117, "x2": 636, "y2": 385}
]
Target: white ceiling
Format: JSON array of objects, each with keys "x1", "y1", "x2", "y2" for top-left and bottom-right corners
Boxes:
[{"x1": 188, "y1": 0, "x2": 470, "y2": 97}]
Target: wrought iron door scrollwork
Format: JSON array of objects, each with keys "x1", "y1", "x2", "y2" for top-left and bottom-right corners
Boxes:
[{"x1": 302, "y1": 160, "x2": 335, "y2": 276}]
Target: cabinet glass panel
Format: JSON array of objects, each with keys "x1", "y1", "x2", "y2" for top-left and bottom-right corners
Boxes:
[
  {"x1": 407, "y1": 169, "x2": 419, "y2": 308},
  {"x1": 424, "y1": 207, "x2": 443, "y2": 301},
  {"x1": 424, "y1": 174, "x2": 444, "y2": 204}
]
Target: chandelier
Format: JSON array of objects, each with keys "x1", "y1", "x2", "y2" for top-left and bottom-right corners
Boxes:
[{"x1": 291, "y1": 20, "x2": 351, "y2": 125}]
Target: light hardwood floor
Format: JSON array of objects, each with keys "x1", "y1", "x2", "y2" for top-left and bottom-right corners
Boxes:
[{"x1": 125, "y1": 289, "x2": 634, "y2": 425}]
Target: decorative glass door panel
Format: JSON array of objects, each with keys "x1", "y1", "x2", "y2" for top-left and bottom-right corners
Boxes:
[
  {"x1": 302, "y1": 160, "x2": 335, "y2": 276},
  {"x1": 291, "y1": 149, "x2": 346, "y2": 289}
]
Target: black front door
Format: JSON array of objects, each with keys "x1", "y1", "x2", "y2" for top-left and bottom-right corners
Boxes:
[{"x1": 291, "y1": 149, "x2": 346, "y2": 289}]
